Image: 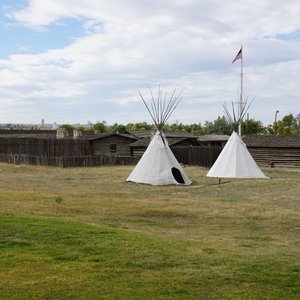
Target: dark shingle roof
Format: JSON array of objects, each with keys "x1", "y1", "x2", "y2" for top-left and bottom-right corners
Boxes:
[
  {"x1": 126, "y1": 130, "x2": 152, "y2": 138},
  {"x1": 127, "y1": 129, "x2": 194, "y2": 139},
  {"x1": 243, "y1": 135, "x2": 300, "y2": 148},
  {"x1": 197, "y1": 135, "x2": 229, "y2": 142},
  {"x1": 128, "y1": 136, "x2": 196, "y2": 148},
  {"x1": 87, "y1": 133, "x2": 138, "y2": 141}
]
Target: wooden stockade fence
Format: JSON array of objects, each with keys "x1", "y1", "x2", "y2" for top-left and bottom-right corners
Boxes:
[
  {"x1": 1, "y1": 134, "x2": 299, "y2": 169},
  {"x1": 172, "y1": 146, "x2": 222, "y2": 168},
  {"x1": 0, "y1": 136, "x2": 139, "y2": 167},
  {"x1": 0, "y1": 153, "x2": 139, "y2": 168},
  {"x1": 0, "y1": 136, "x2": 222, "y2": 168},
  {"x1": 0, "y1": 136, "x2": 91, "y2": 157}
]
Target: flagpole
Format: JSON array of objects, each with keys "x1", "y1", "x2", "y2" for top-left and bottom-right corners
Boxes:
[{"x1": 238, "y1": 45, "x2": 243, "y2": 136}]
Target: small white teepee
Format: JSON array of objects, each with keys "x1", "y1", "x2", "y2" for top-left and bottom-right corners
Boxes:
[
  {"x1": 127, "y1": 86, "x2": 191, "y2": 185},
  {"x1": 207, "y1": 131, "x2": 268, "y2": 179},
  {"x1": 207, "y1": 100, "x2": 268, "y2": 179}
]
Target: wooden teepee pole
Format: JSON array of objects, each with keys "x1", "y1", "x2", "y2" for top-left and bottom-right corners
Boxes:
[{"x1": 238, "y1": 45, "x2": 243, "y2": 136}]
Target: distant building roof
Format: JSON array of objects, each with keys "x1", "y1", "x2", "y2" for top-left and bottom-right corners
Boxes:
[
  {"x1": 125, "y1": 130, "x2": 152, "y2": 138},
  {"x1": 127, "y1": 129, "x2": 194, "y2": 139},
  {"x1": 243, "y1": 134, "x2": 300, "y2": 148},
  {"x1": 128, "y1": 136, "x2": 196, "y2": 148},
  {"x1": 87, "y1": 133, "x2": 138, "y2": 141},
  {"x1": 197, "y1": 135, "x2": 230, "y2": 142},
  {"x1": 164, "y1": 130, "x2": 194, "y2": 138}
]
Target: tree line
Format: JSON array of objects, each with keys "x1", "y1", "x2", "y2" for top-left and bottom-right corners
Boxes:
[{"x1": 61, "y1": 113, "x2": 300, "y2": 136}]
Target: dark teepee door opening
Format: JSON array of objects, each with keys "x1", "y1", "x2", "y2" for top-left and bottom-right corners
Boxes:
[{"x1": 171, "y1": 167, "x2": 185, "y2": 184}]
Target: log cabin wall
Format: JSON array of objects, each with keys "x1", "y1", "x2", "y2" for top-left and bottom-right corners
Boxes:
[
  {"x1": 90, "y1": 135, "x2": 136, "y2": 156},
  {"x1": 243, "y1": 135, "x2": 300, "y2": 169},
  {"x1": 247, "y1": 147, "x2": 300, "y2": 169},
  {"x1": 131, "y1": 147, "x2": 146, "y2": 158}
]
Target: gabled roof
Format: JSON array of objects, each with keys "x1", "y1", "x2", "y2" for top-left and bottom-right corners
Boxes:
[
  {"x1": 125, "y1": 130, "x2": 152, "y2": 138},
  {"x1": 87, "y1": 133, "x2": 138, "y2": 141},
  {"x1": 243, "y1": 135, "x2": 300, "y2": 148}
]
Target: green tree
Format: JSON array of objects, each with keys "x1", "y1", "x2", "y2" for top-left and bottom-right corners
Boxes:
[
  {"x1": 126, "y1": 122, "x2": 153, "y2": 131},
  {"x1": 241, "y1": 119, "x2": 264, "y2": 135},
  {"x1": 272, "y1": 114, "x2": 298, "y2": 136},
  {"x1": 109, "y1": 123, "x2": 127, "y2": 134},
  {"x1": 76, "y1": 126, "x2": 86, "y2": 131},
  {"x1": 266, "y1": 124, "x2": 275, "y2": 135},
  {"x1": 292, "y1": 113, "x2": 300, "y2": 134},
  {"x1": 184, "y1": 123, "x2": 204, "y2": 135},
  {"x1": 59, "y1": 124, "x2": 74, "y2": 134},
  {"x1": 92, "y1": 122, "x2": 107, "y2": 133},
  {"x1": 164, "y1": 122, "x2": 185, "y2": 132},
  {"x1": 204, "y1": 116, "x2": 232, "y2": 135}
]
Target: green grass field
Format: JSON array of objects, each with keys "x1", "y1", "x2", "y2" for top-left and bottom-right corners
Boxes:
[{"x1": 0, "y1": 163, "x2": 299, "y2": 299}]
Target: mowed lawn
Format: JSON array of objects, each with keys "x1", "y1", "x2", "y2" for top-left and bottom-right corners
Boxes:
[{"x1": 0, "y1": 163, "x2": 299, "y2": 299}]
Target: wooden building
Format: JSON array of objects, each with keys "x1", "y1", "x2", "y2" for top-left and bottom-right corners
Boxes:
[
  {"x1": 88, "y1": 133, "x2": 137, "y2": 156},
  {"x1": 243, "y1": 135, "x2": 300, "y2": 169},
  {"x1": 0, "y1": 132, "x2": 139, "y2": 167}
]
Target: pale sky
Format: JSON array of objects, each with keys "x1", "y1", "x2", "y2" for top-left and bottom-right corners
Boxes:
[{"x1": 0, "y1": 0, "x2": 299, "y2": 126}]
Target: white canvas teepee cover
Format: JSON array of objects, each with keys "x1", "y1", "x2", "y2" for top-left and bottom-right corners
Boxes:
[
  {"x1": 127, "y1": 131, "x2": 191, "y2": 185},
  {"x1": 207, "y1": 131, "x2": 268, "y2": 179}
]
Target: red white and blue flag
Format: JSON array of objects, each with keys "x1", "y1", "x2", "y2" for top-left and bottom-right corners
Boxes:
[{"x1": 232, "y1": 47, "x2": 242, "y2": 64}]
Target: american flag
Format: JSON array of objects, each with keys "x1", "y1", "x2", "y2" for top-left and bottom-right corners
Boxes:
[{"x1": 232, "y1": 47, "x2": 242, "y2": 64}]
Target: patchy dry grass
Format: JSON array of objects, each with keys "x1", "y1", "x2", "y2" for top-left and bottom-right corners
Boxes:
[{"x1": 0, "y1": 163, "x2": 299, "y2": 299}]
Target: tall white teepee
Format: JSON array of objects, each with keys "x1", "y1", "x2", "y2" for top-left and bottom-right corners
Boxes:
[
  {"x1": 207, "y1": 100, "x2": 268, "y2": 179},
  {"x1": 207, "y1": 131, "x2": 268, "y2": 179},
  {"x1": 127, "y1": 86, "x2": 191, "y2": 185}
]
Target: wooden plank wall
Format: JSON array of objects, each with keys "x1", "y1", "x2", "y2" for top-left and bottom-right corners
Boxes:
[
  {"x1": 172, "y1": 146, "x2": 222, "y2": 168},
  {"x1": 0, "y1": 153, "x2": 139, "y2": 167},
  {"x1": 92, "y1": 136, "x2": 134, "y2": 156},
  {"x1": 1, "y1": 136, "x2": 299, "y2": 169},
  {"x1": 248, "y1": 147, "x2": 300, "y2": 169},
  {"x1": 0, "y1": 137, "x2": 91, "y2": 157}
]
